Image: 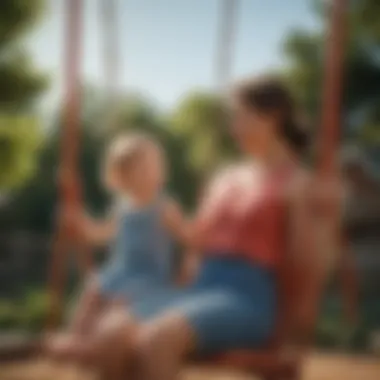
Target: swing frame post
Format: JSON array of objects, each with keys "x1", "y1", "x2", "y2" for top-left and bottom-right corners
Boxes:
[
  {"x1": 317, "y1": 0, "x2": 357, "y2": 339},
  {"x1": 46, "y1": 0, "x2": 88, "y2": 330},
  {"x1": 302, "y1": 0, "x2": 349, "y2": 345},
  {"x1": 319, "y1": 0, "x2": 348, "y2": 177}
]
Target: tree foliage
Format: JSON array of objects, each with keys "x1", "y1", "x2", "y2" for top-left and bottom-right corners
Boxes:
[
  {"x1": 0, "y1": 50, "x2": 48, "y2": 111},
  {"x1": 0, "y1": 0, "x2": 45, "y2": 48},
  {"x1": 283, "y1": 0, "x2": 380, "y2": 153},
  {"x1": 0, "y1": 0, "x2": 48, "y2": 190},
  {"x1": 171, "y1": 92, "x2": 236, "y2": 175},
  {"x1": 0, "y1": 116, "x2": 42, "y2": 189}
]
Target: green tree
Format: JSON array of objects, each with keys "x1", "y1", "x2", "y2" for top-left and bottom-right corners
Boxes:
[
  {"x1": 170, "y1": 92, "x2": 236, "y2": 175},
  {"x1": 283, "y1": 0, "x2": 380, "y2": 150},
  {"x1": 0, "y1": 116, "x2": 42, "y2": 188},
  {"x1": 0, "y1": 0, "x2": 48, "y2": 189}
]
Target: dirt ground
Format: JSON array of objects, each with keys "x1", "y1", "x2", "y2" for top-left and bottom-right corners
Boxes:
[{"x1": 0, "y1": 353, "x2": 379, "y2": 380}]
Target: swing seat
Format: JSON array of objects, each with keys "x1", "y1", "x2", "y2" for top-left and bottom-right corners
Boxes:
[
  {"x1": 194, "y1": 338, "x2": 302, "y2": 379},
  {"x1": 209, "y1": 348, "x2": 300, "y2": 379}
]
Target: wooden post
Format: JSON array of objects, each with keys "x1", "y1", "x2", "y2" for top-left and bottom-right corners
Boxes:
[
  {"x1": 319, "y1": 0, "x2": 348, "y2": 176},
  {"x1": 46, "y1": 0, "x2": 86, "y2": 329},
  {"x1": 320, "y1": 0, "x2": 349, "y2": 263},
  {"x1": 316, "y1": 0, "x2": 348, "y2": 262},
  {"x1": 307, "y1": 0, "x2": 349, "y2": 339}
]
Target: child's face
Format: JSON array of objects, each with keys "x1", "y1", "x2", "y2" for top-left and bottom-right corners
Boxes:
[
  {"x1": 131, "y1": 143, "x2": 166, "y2": 195},
  {"x1": 107, "y1": 143, "x2": 166, "y2": 198}
]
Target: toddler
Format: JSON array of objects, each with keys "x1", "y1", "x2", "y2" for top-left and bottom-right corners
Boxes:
[{"x1": 56, "y1": 132, "x2": 190, "y2": 344}]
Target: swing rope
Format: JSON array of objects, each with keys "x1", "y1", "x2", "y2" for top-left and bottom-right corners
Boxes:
[
  {"x1": 99, "y1": 0, "x2": 122, "y2": 131},
  {"x1": 215, "y1": 0, "x2": 239, "y2": 91}
]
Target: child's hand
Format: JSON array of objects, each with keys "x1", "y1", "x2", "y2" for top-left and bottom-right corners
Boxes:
[
  {"x1": 162, "y1": 199, "x2": 190, "y2": 245},
  {"x1": 60, "y1": 207, "x2": 95, "y2": 242},
  {"x1": 77, "y1": 212, "x2": 93, "y2": 240},
  {"x1": 177, "y1": 252, "x2": 199, "y2": 286},
  {"x1": 60, "y1": 206, "x2": 83, "y2": 232},
  {"x1": 79, "y1": 214, "x2": 117, "y2": 246}
]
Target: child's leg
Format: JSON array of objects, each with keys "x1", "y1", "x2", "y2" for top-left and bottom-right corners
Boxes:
[
  {"x1": 45, "y1": 282, "x2": 108, "y2": 361},
  {"x1": 45, "y1": 280, "x2": 130, "y2": 363},
  {"x1": 47, "y1": 302, "x2": 131, "y2": 365},
  {"x1": 68, "y1": 280, "x2": 107, "y2": 335}
]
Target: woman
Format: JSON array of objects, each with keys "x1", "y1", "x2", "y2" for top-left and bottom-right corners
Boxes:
[{"x1": 67, "y1": 76, "x2": 320, "y2": 379}]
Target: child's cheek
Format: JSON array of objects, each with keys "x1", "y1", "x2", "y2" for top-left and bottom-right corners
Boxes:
[
  {"x1": 108, "y1": 172, "x2": 128, "y2": 193},
  {"x1": 145, "y1": 163, "x2": 162, "y2": 188},
  {"x1": 104, "y1": 170, "x2": 117, "y2": 191}
]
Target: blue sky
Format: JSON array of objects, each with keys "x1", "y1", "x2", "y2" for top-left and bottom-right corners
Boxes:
[{"x1": 30, "y1": 0, "x2": 319, "y2": 110}]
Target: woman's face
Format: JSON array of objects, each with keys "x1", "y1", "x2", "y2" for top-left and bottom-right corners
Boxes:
[{"x1": 229, "y1": 101, "x2": 278, "y2": 157}]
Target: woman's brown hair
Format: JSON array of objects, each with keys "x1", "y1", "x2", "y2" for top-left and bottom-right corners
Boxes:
[{"x1": 235, "y1": 76, "x2": 310, "y2": 156}]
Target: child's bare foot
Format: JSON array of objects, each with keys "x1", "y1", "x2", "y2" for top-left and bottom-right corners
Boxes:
[
  {"x1": 45, "y1": 333, "x2": 82, "y2": 362},
  {"x1": 91, "y1": 308, "x2": 136, "y2": 379}
]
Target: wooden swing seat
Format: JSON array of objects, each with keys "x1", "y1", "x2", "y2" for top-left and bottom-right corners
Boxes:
[{"x1": 198, "y1": 348, "x2": 300, "y2": 379}]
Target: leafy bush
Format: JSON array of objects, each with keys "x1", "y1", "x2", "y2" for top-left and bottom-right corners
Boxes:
[
  {"x1": 0, "y1": 288, "x2": 49, "y2": 332},
  {"x1": 316, "y1": 295, "x2": 380, "y2": 352}
]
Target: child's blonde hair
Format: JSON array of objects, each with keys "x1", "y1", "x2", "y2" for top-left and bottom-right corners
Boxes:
[{"x1": 105, "y1": 132, "x2": 157, "y2": 175}]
